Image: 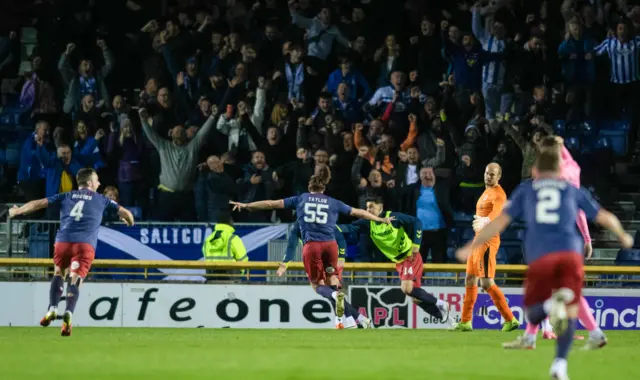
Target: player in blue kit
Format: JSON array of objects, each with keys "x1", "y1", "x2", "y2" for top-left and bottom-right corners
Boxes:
[
  {"x1": 277, "y1": 221, "x2": 373, "y2": 328},
  {"x1": 231, "y1": 166, "x2": 390, "y2": 328},
  {"x1": 456, "y1": 138, "x2": 632, "y2": 380},
  {"x1": 9, "y1": 168, "x2": 135, "y2": 336}
]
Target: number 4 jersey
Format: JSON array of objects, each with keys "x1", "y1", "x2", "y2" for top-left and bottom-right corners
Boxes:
[
  {"x1": 504, "y1": 178, "x2": 601, "y2": 264},
  {"x1": 283, "y1": 193, "x2": 352, "y2": 244},
  {"x1": 47, "y1": 189, "x2": 120, "y2": 249}
]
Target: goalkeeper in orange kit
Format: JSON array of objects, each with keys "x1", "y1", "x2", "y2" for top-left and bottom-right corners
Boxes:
[{"x1": 452, "y1": 163, "x2": 520, "y2": 332}]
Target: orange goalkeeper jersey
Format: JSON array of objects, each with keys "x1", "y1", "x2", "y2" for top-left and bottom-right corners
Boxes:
[{"x1": 475, "y1": 185, "x2": 507, "y2": 245}]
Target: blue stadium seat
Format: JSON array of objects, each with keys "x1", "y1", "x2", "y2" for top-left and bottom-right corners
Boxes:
[
  {"x1": 565, "y1": 136, "x2": 580, "y2": 151},
  {"x1": 599, "y1": 119, "x2": 630, "y2": 156},
  {"x1": 454, "y1": 212, "x2": 474, "y2": 222},
  {"x1": 615, "y1": 249, "x2": 640, "y2": 265},
  {"x1": 5, "y1": 142, "x2": 20, "y2": 167},
  {"x1": 447, "y1": 228, "x2": 460, "y2": 247},
  {"x1": 129, "y1": 207, "x2": 143, "y2": 220},
  {"x1": 447, "y1": 247, "x2": 456, "y2": 262},
  {"x1": 461, "y1": 228, "x2": 475, "y2": 242},
  {"x1": 496, "y1": 248, "x2": 508, "y2": 264},
  {"x1": 500, "y1": 227, "x2": 520, "y2": 241},
  {"x1": 553, "y1": 120, "x2": 566, "y2": 135},
  {"x1": 595, "y1": 137, "x2": 611, "y2": 150},
  {"x1": 426, "y1": 271, "x2": 458, "y2": 286},
  {"x1": 597, "y1": 274, "x2": 623, "y2": 288},
  {"x1": 505, "y1": 246, "x2": 524, "y2": 264},
  {"x1": 28, "y1": 224, "x2": 50, "y2": 259}
]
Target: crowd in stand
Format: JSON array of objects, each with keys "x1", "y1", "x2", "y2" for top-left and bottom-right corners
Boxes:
[{"x1": 5, "y1": 0, "x2": 636, "y2": 261}]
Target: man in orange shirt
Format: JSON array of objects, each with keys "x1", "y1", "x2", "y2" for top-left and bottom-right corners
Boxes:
[{"x1": 452, "y1": 163, "x2": 520, "y2": 332}]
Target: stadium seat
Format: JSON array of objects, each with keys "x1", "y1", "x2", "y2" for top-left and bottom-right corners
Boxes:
[
  {"x1": 597, "y1": 274, "x2": 623, "y2": 288},
  {"x1": 505, "y1": 246, "x2": 524, "y2": 264},
  {"x1": 565, "y1": 136, "x2": 580, "y2": 151},
  {"x1": 615, "y1": 249, "x2": 640, "y2": 265},
  {"x1": 28, "y1": 224, "x2": 50, "y2": 259},
  {"x1": 129, "y1": 207, "x2": 143, "y2": 220},
  {"x1": 447, "y1": 228, "x2": 460, "y2": 247},
  {"x1": 454, "y1": 211, "x2": 474, "y2": 222},
  {"x1": 496, "y1": 248, "x2": 508, "y2": 264},
  {"x1": 5, "y1": 142, "x2": 20, "y2": 167},
  {"x1": 447, "y1": 247, "x2": 456, "y2": 262},
  {"x1": 461, "y1": 228, "x2": 475, "y2": 242},
  {"x1": 599, "y1": 119, "x2": 630, "y2": 156},
  {"x1": 553, "y1": 120, "x2": 566, "y2": 135},
  {"x1": 500, "y1": 227, "x2": 520, "y2": 241}
]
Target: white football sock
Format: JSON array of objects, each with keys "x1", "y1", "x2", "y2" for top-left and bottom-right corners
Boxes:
[
  {"x1": 344, "y1": 316, "x2": 357, "y2": 328},
  {"x1": 550, "y1": 358, "x2": 568, "y2": 377},
  {"x1": 589, "y1": 328, "x2": 604, "y2": 339},
  {"x1": 541, "y1": 318, "x2": 553, "y2": 332}
]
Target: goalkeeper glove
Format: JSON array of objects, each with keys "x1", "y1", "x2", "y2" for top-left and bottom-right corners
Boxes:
[{"x1": 472, "y1": 215, "x2": 491, "y2": 232}]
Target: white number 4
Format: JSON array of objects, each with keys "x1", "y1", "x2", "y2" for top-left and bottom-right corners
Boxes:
[
  {"x1": 303, "y1": 203, "x2": 329, "y2": 224},
  {"x1": 70, "y1": 200, "x2": 85, "y2": 222},
  {"x1": 536, "y1": 188, "x2": 560, "y2": 224},
  {"x1": 403, "y1": 267, "x2": 413, "y2": 275}
]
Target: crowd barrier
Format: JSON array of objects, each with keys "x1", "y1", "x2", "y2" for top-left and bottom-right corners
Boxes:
[{"x1": 2, "y1": 219, "x2": 640, "y2": 287}]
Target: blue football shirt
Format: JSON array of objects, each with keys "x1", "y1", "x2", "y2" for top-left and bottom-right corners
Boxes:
[
  {"x1": 47, "y1": 189, "x2": 120, "y2": 249},
  {"x1": 504, "y1": 179, "x2": 600, "y2": 264},
  {"x1": 283, "y1": 193, "x2": 352, "y2": 243}
]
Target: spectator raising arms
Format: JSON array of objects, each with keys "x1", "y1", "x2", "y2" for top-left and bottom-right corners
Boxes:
[{"x1": 138, "y1": 105, "x2": 217, "y2": 221}]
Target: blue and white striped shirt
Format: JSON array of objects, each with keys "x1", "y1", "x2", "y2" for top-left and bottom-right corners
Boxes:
[
  {"x1": 594, "y1": 37, "x2": 640, "y2": 84},
  {"x1": 472, "y1": 8, "x2": 507, "y2": 86}
]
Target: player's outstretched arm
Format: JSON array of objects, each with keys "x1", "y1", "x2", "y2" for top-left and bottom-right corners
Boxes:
[
  {"x1": 457, "y1": 213, "x2": 512, "y2": 262},
  {"x1": 230, "y1": 199, "x2": 284, "y2": 212},
  {"x1": 117, "y1": 206, "x2": 135, "y2": 227},
  {"x1": 594, "y1": 209, "x2": 634, "y2": 248},
  {"x1": 350, "y1": 208, "x2": 394, "y2": 224},
  {"x1": 8, "y1": 199, "x2": 49, "y2": 218}
]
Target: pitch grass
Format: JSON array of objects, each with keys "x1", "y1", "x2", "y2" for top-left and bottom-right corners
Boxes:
[{"x1": 1, "y1": 328, "x2": 639, "y2": 380}]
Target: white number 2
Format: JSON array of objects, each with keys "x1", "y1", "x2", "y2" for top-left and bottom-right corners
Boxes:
[
  {"x1": 70, "y1": 200, "x2": 85, "y2": 222},
  {"x1": 303, "y1": 203, "x2": 329, "y2": 224},
  {"x1": 536, "y1": 188, "x2": 560, "y2": 224}
]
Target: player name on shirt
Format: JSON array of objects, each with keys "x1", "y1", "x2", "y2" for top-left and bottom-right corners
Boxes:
[
  {"x1": 71, "y1": 193, "x2": 94, "y2": 201},
  {"x1": 307, "y1": 197, "x2": 328, "y2": 204},
  {"x1": 532, "y1": 179, "x2": 568, "y2": 190}
]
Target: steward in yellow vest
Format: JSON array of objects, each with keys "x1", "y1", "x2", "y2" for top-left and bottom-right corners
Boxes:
[{"x1": 202, "y1": 221, "x2": 248, "y2": 280}]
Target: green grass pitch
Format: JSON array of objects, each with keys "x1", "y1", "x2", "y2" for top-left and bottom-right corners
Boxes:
[{"x1": 1, "y1": 328, "x2": 639, "y2": 379}]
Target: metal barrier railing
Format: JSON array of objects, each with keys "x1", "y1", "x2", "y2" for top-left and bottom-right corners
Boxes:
[{"x1": 1, "y1": 258, "x2": 639, "y2": 288}]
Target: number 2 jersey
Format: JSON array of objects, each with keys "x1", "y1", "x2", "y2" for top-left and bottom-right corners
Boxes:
[
  {"x1": 47, "y1": 189, "x2": 120, "y2": 249},
  {"x1": 504, "y1": 178, "x2": 601, "y2": 264},
  {"x1": 283, "y1": 193, "x2": 352, "y2": 244}
]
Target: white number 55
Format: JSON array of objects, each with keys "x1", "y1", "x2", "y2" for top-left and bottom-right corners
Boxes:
[
  {"x1": 304, "y1": 203, "x2": 329, "y2": 224},
  {"x1": 536, "y1": 188, "x2": 560, "y2": 224}
]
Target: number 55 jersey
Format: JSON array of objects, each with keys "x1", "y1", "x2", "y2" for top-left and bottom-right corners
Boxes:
[
  {"x1": 283, "y1": 193, "x2": 352, "y2": 244},
  {"x1": 503, "y1": 178, "x2": 601, "y2": 264}
]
